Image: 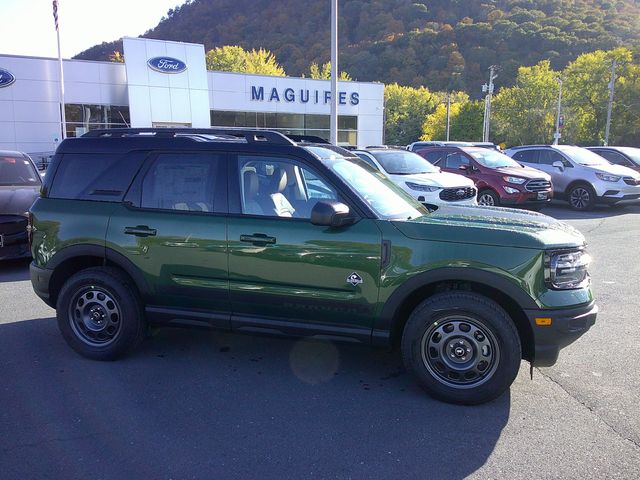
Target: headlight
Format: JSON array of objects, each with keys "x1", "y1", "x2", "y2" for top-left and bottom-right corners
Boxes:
[
  {"x1": 503, "y1": 176, "x2": 526, "y2": 184},
  {"x1": 595, "y1": 172, "x2": 621, "y2": 182},
  {"x1": 503, "y1": 186, "x2": 520, "y2": 194},
  {"x1": 544, "y1": 249, "x2": 591, "y2": 289},
  {"x1": 406, "y1": 182, "x2": 440, "y2": 192}
]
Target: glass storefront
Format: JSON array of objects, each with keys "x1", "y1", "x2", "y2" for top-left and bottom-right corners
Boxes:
[
  {"x1": 210, "y1": 110, "x2": 357, "y2": 145},
  {"x1": 64, "y1": 104, "x2": 131, "y2": 137}
]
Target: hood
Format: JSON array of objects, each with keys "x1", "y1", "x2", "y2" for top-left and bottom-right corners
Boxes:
[
  {"x1": 394, "y1": 204, "x2": 584, "y2": 249},
  {"x1": 492, "y1": 165, "x2": 550, "y2": 180},
  {"x1": 0, "y1": 186, "x2": 40, "y2": 216},
  {"x1": 589, "y1": 163, "x2": 640, "y2": 179},
  {"x1": 389, "y1": 171, "x2": 475, "y2": 188}
]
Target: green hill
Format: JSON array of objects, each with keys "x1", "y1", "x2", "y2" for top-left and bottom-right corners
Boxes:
[{"x1": 75, "y1": 0, "x2": 640, "y2": 94}]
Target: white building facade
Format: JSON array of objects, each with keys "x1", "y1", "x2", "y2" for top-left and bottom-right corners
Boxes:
[{"x1": 0, "y1": 38, "x2": 384, "y2": 157}]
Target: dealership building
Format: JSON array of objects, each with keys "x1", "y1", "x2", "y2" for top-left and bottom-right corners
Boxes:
[{"x1": 0, "y1": 37, "x2": 384, "y2": 158}]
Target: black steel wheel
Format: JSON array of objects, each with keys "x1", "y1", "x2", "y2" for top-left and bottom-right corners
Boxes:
[
  {"x1": 568, "y1": 184, "x2": 595, "y2": 211},
  {"x1": 56, "y1": 267, "x2": 145, "y2": 360},
  {"x1": 402, "y1": 292, "x2": 521, "y2": 405}
]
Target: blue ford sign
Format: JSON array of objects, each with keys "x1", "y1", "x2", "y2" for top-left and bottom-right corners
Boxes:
[
  {"x1": 147, "y1": 57, "x2": 187, "y2": 74},
  {"x1": 0, "y1": 68, "x2": 16, "y2": 88}
]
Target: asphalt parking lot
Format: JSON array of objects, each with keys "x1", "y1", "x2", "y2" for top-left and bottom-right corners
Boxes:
[{"x1": 1, "y1": 201, "x2": 639, "y2": 479}]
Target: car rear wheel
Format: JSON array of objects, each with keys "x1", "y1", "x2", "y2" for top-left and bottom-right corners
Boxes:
[
  {"x1": 401, "y1": 292, "x2": 521, "y2": 405},
  {"x1": 568, "y1": 184, "x2": 596, "y2": 211},
  {"x1": 56, "y1": 267, "x2": 145, "y2": 360},
  {"x1": 478, "y1": 190, "x2": 499, "y2": 207}
]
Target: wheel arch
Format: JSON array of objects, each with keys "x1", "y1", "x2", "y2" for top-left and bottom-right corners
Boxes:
[
  {"x1": 46, "y1": 244, "x2": 151, "y2": 307},
  {"x1": 374, "y1": 268, "x2": 537, "y2": 361}
]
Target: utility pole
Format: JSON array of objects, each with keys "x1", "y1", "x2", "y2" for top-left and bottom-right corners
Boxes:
[
  {"x1": 445, "y1": 93, "x2": 451, "y2": 141},
  {"x1": 482, "y1": 66, "x2": 497, "y2": 142},
  {"x1": 329, "y1": 0, "x2": 338, "y2": 145},
  {"x1": 604, "y1": 59, "x2": 616, "y2": 146},
  {"x1": 553, "y1": 78, "x2": 563, "y2": 145}
]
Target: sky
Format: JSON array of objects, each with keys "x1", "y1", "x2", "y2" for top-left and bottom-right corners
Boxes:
[{"x1": 1, "y1": 0, "x2": 187, "y2": 59}]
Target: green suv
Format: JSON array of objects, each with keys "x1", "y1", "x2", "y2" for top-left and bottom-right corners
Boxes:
[{"x1": 29, "y1": 128, "x2": 597, "y2": 405}]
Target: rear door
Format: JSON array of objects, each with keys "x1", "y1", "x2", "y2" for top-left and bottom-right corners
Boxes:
[
  {"x1": 226, "y1": 153, "x2": 382, "y2": 337},
  {"x1": 106, "y1": 151, "x2": 229, "y2": 328}
]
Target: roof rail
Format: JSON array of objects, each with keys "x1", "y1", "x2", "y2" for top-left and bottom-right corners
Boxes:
[
  {"x1": 286, "y1": 134, "x2": 330, "y2": 144},
  {"x1": 81, "y1": 127, "x2": 296, "y2": 145}
]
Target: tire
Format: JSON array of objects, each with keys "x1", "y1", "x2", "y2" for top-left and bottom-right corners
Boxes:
[
  {"x1": 567, "y1": 183, "x2": 596, "y2": 211},
  {"x1": 401, "y1": 292, "x2": 521, "y2": 405},
  {"x1": 477, "y1": 189, "x2": 499, "y2": 207},
  {"x1": 56, "y1": 267, "x2": 145, "y2": 360}
]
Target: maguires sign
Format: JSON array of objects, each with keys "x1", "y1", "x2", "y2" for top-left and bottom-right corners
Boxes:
[{"x1": 250, "y1": 86, "x2": 359, "y2": 105}]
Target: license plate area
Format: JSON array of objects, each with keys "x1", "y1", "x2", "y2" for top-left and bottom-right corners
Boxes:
[{"x1": 537, "y1": 192, "x2": 548, "y2": 200}]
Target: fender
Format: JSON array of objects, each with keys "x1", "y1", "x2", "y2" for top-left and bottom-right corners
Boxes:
[
  {"x1": 47, "y1": 243, "x2": 153, "y2": 301},
  {"x1": 372, "y1": 267, "x2": 539, "y2": 344}
]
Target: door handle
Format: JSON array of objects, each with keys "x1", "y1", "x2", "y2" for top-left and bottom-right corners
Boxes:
[
  {"x1": 240, "y1": 233, "x2": 276, "y2": 245},
  {"x1": 124, "y1": 226, "x2": 157, "y2": 237}
]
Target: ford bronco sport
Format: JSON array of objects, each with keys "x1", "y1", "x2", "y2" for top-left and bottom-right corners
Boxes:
[{"x1": 29, "y1": 128, "x2": 597, "y2": 405}]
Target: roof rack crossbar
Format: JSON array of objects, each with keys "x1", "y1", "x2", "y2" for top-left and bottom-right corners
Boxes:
[{"x1": 81, "y1": 127, "x2": 296, "y2": 145}]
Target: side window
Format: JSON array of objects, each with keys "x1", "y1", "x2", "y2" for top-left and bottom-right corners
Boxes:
[
  {"x1": 355, "y1": 153, "x2": 379, "y2": 170},
  {"x1": 424, "y1": 151, "x2": 444, "y2": 165},
  {"x1": 49, "y1": 153, "x2": 144, "y2": 201},
  {"x1": 141, "y1": 153, "x2": 219, "y2": 212},
  {"x1": 445, "y1": 153, "x2": 470, "y2": 169},
  {"x1": 512, "y1": 150, "x2": 538, "y2": 164},
  {"x1": 539, "y1": 150, "x2": 567, "y2": 166},
  {"x1": 599, "y1": 150, "x2": 631, "y2": 166},
  {"x1": 238, "y1": 156, "x2": 338, "y2": 219}
]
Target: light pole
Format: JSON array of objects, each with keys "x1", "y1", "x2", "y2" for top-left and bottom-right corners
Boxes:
[
  {"x1": 329, "y1": 0, "x2": 338, "y2": 145},
  {"x1": 553, "y1": 78, "x2": 563, "y2": 145},
  {"x1": 482, "y1": 66, "x2": 497, "y2": 142},
  {"x1": 445, "y1": 93, "x2": 451, "y2": 141},
  {"x1": 604, "y1": 59, "x2": 617, "y2": 146}
]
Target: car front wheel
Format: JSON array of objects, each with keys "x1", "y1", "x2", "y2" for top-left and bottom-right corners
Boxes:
[
  {"x1": 401, "y1": 292, "x2": 521, "y2": 405},
  {"x1": 568, "y1": 184, "x2": 596, "y2": 211},
  {"x1": 477, "y1": 190, "x2": 499, "y2": 207}
]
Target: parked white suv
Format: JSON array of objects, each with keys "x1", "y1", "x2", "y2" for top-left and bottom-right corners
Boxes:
[
  {"x1": 354, "y1": 148, "x2": 477, "y2": 207},
  {"x1": 505, "y1": 145, "x2": 640, "y2": 210}
]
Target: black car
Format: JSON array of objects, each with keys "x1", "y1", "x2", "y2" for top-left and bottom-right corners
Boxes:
[
  {"x1": 0, "y1": 151, "x2": 42, "y2": 260},
  {"x1": 586, "y1": 146, "x2": 640, "y2": 174}
]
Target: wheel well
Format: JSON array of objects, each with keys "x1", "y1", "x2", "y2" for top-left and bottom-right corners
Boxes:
[
  {"x1": 566, "y1": 180, "x2": 595, "y2": 195},
  {"x1": 48, "y1": 256, "x2": 137, "y2": 307},
  {"x1": 390, "y1": 280, "x2": 534, "y2": 361}
]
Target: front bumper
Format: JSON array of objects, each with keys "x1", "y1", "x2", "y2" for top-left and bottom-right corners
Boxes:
[
  {"x1": 595, "y1": 182, "x2": 640, "y2": 202},
  {"x1": 0, "y1": 230, "x2": 30, "y2": 261},
  {"x1": 525, "y1": 301, "x2": 597, "y2": 367},
  {"x1": 30, "y1": 262, "x2": 54, "y2": 307},
  {"x1": 500, "y1": 189, "x2": 553, "y2": 206}
]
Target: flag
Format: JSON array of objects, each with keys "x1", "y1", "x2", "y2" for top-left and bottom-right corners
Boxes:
[{"x1": 52, "y1": 0, "x2": 59, "y2": 31}]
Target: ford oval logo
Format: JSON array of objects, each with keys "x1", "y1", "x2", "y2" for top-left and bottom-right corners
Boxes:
[
  {"x1": 0, "y1": 68, "x2": 16, "y2": 88},
  {"x1": 147, "y1": 57, "x2": 187, "y2": 74}
]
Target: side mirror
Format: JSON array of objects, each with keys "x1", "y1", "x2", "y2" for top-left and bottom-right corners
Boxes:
[
  {"x1": 552, "y1": 161, "x2": 565, "y2": 171},
  {"x1": 311, "y1": 201, "x2": 355, "y2": 228}
]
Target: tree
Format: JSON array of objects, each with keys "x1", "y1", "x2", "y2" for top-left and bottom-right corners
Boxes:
[
  {"x1": 421, "y1": 93, "x2": 484, "y2": 141},
  {"x1": 109, "y1": 51, "x2": 124, "y2": 63},
  {"x1": 492, "y1": 60, "x2": 560, "y2": 146},
  {"x1": 307, "y1": 62, "x2": 352, "y2": 81},
  {"x1": 384, "y1": 83, "x2": 437, "y2": 145},
  {"x1": 205, "y1": 46, "x2": 286, "y2": 76}
]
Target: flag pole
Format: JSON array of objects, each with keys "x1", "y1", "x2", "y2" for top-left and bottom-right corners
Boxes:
[{"x1": 53, "y1": 1, "x2": 66, "y2": 139}]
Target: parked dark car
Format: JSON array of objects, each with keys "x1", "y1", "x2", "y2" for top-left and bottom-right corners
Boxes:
[
  {"x1": 0, "y1": 151, "x2": 42, "y2": 260},
  {"x1": 416, "y1": 146, "x2": 552, "y2": 209},
  {"x1": 586, "y1": 146, "x2": 640, "y2": 173}
]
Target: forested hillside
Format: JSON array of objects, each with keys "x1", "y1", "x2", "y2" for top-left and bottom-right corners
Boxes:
[{"x1": 75, "y1": 0, "x2": 640, "y2": 94}]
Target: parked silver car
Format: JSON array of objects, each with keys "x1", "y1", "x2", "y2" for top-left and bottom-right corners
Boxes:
[{"x1": 505, "y1": 145, "x2": 640, "y2": 210}]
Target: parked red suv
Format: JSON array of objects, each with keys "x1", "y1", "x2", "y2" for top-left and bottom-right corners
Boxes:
[{"x1": 416, "y1": 146, "x2": 553, "y2": 208}]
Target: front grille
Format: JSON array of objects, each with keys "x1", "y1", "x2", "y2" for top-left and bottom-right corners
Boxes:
[
  {"x1": 623, "y1": 177, "x2": 640, "y2": 186},
  {"x1": 0, "y1": 215, "x2": 28, "y2": 236},
  {"x1": 439, "y1": 187, "x2": 476, "y2": 202},
  {"x1": 525, "y1": 179, "x2": 552, "y2": 192}
]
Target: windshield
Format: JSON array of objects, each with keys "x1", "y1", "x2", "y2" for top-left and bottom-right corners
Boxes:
[
  {"x1": 465, "y1": 148, "x2": 521, "y2": 168},
  {"x1": 617, "y1": 147, "x2": 640, "y2": 165},
  {"x1": 322, "y1": 157, "x2": 426, "y2": 220},
  {"x1": 0, "y1": 155, "x2": 41, "y2": 186},
  {"x1": 557, "y1": 146, "x2": 611, "y2": 166},
  {"x1": 370, "y1": 150, "x2": 439, "y2": 174}
]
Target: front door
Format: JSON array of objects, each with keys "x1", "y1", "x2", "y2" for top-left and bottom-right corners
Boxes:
[
  {"x1": 227, "y1": 154, "x2": 382, "y2": 334},
  {"x1": 107, "y1": 151, "x2": 229, "y2": 326}
]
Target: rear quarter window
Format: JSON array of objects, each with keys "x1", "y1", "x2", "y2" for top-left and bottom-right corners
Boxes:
[{"x1": 48, "y1": 153, "x2": 145, "y2": 201}]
